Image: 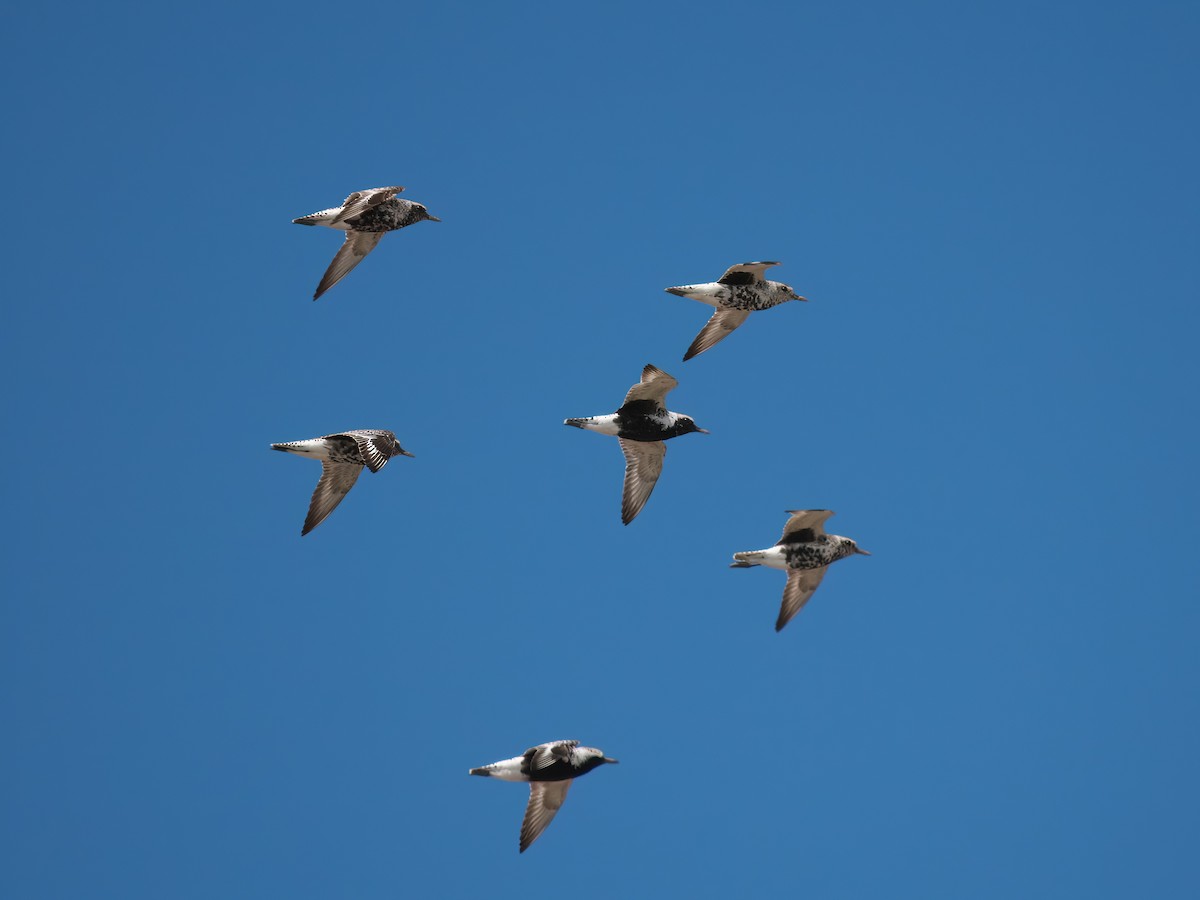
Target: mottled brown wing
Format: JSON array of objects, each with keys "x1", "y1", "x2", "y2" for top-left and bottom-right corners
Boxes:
[
  {"x1": 332, "y1": 185, "x2": 404, "y2": 224},
  {"x1": 348, "y1": 430, "x2": 397, "y2": 473},
  {"x1": 776, "y1": 566, "x2": 828, "y2": 632},
  {"x1": 717, "y1": 261, "x2": 780, "y2": 285},
  {"x1": 302, "y1": 462, "x2": 363, "y2": 535},
  {"x1": 312, "y1": 231, "x2": 385, "y2": 300},
  {"x1": 520, "y1": 781, "x2": 572, "y2": 853},
  {"x1": 683, "y1": 309, "x2": 750, "y2": 361},
  {"x1": 618, "y1": 439, "x2": 666, "y2": 525},
  {"x1": 778, "y1": 509, "x2": 836, "y2": 543},
  {"x1": 524, "y1": 741, "x2": 578, "y2": 772},
  {"x1": 622, "y1": 364, "x2": 678, "y2": 406}
]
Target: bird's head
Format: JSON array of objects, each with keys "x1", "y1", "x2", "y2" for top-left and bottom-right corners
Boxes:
[
  {"x1": 414, "y1": 203, "x2": 441, "y2": 223},
  {"x1": 781, "y1": 282, "x2": 807, "y2": 302},
  {"x1": 675, "y1": 416, "x2": 710, "y2": 437},
  {"x1": 577, "y1": 747, "x2": 620, "y2": 772},
  {"x1": 388, "y1": 436, "x2": 416, "y2": 459}
]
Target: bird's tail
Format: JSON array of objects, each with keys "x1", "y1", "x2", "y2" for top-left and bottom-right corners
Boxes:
[
  {"x1": 271, "y1": 440, "x2": 320, "y2": 456},
  {"x1": 730, "y1": 551, "x2": 765, "y2": 568},
  {"x1": 292, "y1": 207, "x2": 343, "y2": 227}
]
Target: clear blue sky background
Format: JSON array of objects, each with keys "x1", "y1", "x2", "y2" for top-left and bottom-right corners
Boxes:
[{"x1": 3, "y1": 1, "x2": 1198, "y2": 897}]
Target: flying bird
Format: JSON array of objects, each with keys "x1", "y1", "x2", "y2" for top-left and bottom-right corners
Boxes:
[
  {"x1": 564, "y1": 364, "x2": 708, "y2": 524},
  {"x1": 664, "y1": 261, "x2": 806, "y2": 360},
  {"x1": 469, "y1": 740, "x2": 619, "y2": 853},
  {"x1": 730, "y1": 509, "x2": 870, "y2": 632},
  {"x1": 270, "y1": 429, "x2": 414, "y2": 535},
  {"x1": 293, "y1": 186, "x2": 440, "y2": 300}
]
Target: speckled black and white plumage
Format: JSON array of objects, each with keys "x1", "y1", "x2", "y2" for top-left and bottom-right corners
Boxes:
[
  {"x1": 469, "y1": 740, "x2": 619, "y2": 853},
  {"x1": 730, "y1": 509, "x2": 870, "y2": 632},
  {"x1": 564, "y1": 364, "x2": 709, "y2": 524},
  {"x1": 292, "y1": 186, "x2": 440, "y2": 300},
  {"x1": 269, "y1": 429, "x2": 414, "y2": 535},
  {"x1": 664, "y1": 261, "x2": 807, "y2": 360}
]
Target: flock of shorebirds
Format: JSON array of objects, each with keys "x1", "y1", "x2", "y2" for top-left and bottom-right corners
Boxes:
[{"x1": 272, "y1": 184, "x2": 871, "y2": 852}]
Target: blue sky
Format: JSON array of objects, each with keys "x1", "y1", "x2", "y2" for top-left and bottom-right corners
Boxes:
[{"x1": 3, "y1": 1, "x2": 1199, "y2": 897}]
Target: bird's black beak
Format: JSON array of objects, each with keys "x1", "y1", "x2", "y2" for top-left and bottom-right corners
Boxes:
[
  {"x1": 696, "y1": 428, "x2": 711, "y2": 434},
  {"x1": 603, "y1": 757, "x2": 619, "y2": 764},
  {"x1": 426, "y1": 215, "x2": 442, "y2": 222},
  {"x1": 399, "y1": 449, "x2": 416, "y2": 458}
]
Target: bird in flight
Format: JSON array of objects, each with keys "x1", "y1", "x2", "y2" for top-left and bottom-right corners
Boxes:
[
  {"x1": 665, "y1": 261, "x2": 806, "y2": 360},
  {"x1": 469, "y1": 739, "x2": 619, "y2": 853},
  {"x1": 293, "y1": 186, "x2": 440, "y2": 300},
  {"x1": 565, "y1": 364, "x2": 708, "y2": 524},
  {"x1": 269, "y1": 429, "x2": 414, "y2": 535},
  {"x1": 731, "y1": 509, "x2": 870, "y2": 631}
]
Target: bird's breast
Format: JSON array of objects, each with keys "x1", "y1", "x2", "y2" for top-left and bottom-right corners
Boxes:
[
  {"x1": 615, "y1": 410, "x2": 673, "y2": 441},
  {"x1": 784, "y1": 541, "x2": 839, "y2": 570}
]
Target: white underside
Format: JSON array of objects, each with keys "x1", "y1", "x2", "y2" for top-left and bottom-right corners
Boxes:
[
  {"x1": 669, "y1": 283, "x2": 727, "y2": 307},
  {"x1": 734, "y1": 547, "x2": 789, "y2": 570},
  {"x1": 575, "y1": 414, "x2": 621, "y2": 435},
  {"x1": 276, "y1": 439, "x2": 332, "y2": 460},
  {"x1": 300, "y1": 208, "x2": 353, "y2": 230},
  {"x1": 478, "y1": 756, "x2": 528, "y2": 782}
]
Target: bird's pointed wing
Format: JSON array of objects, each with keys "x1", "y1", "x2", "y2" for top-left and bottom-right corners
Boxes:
[
  {"x1": 302, "y1": 462, "x2": 363, "y2": 535},
  {"x1": 312, "y1": 231, "x2": 385, "y2": 300},
  {"x1": 777, "y1": 509, "x2": 836, "y2": 544},
  {"x1": 717, "y1": 261, "x2": 780, "y2": 285},
  {"x1": 332, "y1": 186, "x2": 404, "y2": 224},
  {"x1": 520, "y1": 781, "x2": 572, "y2": 853},
  {"x1": 519, "y1": 741, "x2": 577, "y2": 773},
  {"x1": 683, "y1": 309, "x2": 750, "y2": 361},
  {"x1": 349, "y1": 430, "x2": 396, "y2": 473},
  {"x1": 776, "y1": 566, "x2": 828, "y2": 632},
  {"x1": 523, "y1": 741, "x2": 578, "y2": 772},
  {"x1": 622, "y1": 364, "x2": 678, "y2": 406},
  {"x1": 618, "y1": 439, "x2": 666, "y2": 525}
]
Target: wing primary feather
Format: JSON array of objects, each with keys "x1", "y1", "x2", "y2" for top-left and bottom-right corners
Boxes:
[
  {"x1": 301, "y1": 462, "x2": 363, "y2": 535},
  {"x1": 519, "y1": 781, "x2": 571, "y2": 853},
  {"x1": 619, "y1": 439, "x2": 666, "y2": 524},
  {"x1": 683, "y1": 309, "x2": 750, "y2": 360},
  {"x1": 312, "y1": 231, "x2": 385, "y2": 300}
]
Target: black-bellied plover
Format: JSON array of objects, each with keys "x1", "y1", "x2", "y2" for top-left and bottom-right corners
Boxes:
[
  {"x1": 665, "y1": 261, "x2": 806, "y2": 360},
  {"x1": 564, "y1": 364, "x2": 708, "y2": 524},
  {"x1": 731, "y1": 509, "x2": 869, "y2": 632},
  {"x1": 469, "y1": 740, "x2": 619, "y2": 853},
  {"x1": 270, "y1": 429, "x2": 414, "y2": 535},
  {"x1": 293, "y1": 186, "x2": 440, "y2": 300}
]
